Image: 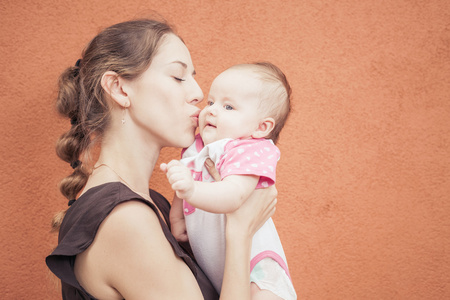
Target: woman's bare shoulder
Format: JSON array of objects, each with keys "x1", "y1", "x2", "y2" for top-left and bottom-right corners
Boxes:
[
  {"x1": 106, "y1": 200, "x2": 161, "y2": 230},
  {"x1": 93, "y1": 200, "x2": 170, "y2": 261}
]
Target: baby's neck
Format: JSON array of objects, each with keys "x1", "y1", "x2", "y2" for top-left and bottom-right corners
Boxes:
[{"x1": 202, "y1": 135, "x2": 254, "y2": 146}]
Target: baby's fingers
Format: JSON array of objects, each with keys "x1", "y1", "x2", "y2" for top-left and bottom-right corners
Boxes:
[
  {"x1": 172, "y1": 179, "x2": 189, "y2": 192},
  {"x1": 161, "y1": 160, "x2": 182, "y2": 173},
  {"x1": 160, "y1": 163, "x2": 168, "y2": 173},
  {"x1": 167, "y1": 160, "x2": 183, "y2": 169}
]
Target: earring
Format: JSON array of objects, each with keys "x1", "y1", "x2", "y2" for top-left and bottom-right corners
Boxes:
[
  {"x1": 122, "y1": 107, "x2": 126, "y2": 125},
  {"x1": 122, "y1": 102, "x2": 129, "y2": 125}
]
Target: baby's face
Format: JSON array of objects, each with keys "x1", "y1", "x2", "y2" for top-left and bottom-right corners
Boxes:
[{"x1": 199, "y1": 68, "x2": 263, "y2": 145}]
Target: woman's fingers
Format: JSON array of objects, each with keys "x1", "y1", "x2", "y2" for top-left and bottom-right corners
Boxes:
[
  {"x1": 205, "y1": 158, "x2": 221, "y2": 181},
  {"x1": 226, "y1": 185, "x2": 278, "y2": 237}
]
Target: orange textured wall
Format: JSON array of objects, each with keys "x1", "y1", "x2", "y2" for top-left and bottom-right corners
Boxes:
[{"x1": 1, "y1": 0, "x2": 449, "y2": 299}]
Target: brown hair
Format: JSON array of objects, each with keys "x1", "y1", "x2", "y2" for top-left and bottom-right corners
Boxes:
[
  {"x1": 230, "y1": 62, "x2": 292, "y2": 144},
  {"x1": 52, "y1": 19, "x2": 176, "y2": 231}
]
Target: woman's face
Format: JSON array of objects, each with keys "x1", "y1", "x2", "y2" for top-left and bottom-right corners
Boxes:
[{"x1": 126, "y1": 34, "x2": 203, "y2": 148}]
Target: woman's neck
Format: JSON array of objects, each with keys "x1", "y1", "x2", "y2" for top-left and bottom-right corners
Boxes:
[{"x1": 90, "y1": 127, "x2": 161, "y2": 197}]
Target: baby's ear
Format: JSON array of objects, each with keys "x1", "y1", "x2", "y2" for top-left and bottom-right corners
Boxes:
[
  {"x1": 252, "y1": 117, "x2": 275, "y2": 139},
  {"x1": 101, "y1": 71, "x2": 131, "y2": 108}
]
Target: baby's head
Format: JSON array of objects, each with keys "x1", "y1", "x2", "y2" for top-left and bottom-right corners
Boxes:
[{"x1": 199, "y1": 62, "x2": 291, "y2": 145}]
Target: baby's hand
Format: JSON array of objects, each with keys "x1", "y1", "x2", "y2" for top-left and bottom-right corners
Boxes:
[{"x1": 160, "y1": 160, "x2": 196, "y2": 201}]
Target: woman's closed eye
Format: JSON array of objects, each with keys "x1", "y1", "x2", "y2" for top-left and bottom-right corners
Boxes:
[{"x1": 173, "y1": 77, "x2": 186, "y2": 82}]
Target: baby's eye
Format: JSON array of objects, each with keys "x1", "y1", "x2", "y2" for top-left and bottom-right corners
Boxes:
[
  {"x1": 207, "y1": 100, "x2": 214, "y2": 106},
  {"x1": 224, "y1": 105, "x2": 234, "y2": 110}
]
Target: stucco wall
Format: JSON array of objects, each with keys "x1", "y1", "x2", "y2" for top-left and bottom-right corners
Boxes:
[{"x1": 1, "y1": 0, "x2": 449, "y2": 299}]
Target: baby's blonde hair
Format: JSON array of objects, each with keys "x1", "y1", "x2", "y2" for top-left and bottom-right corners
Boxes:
[{"x1": 229, "y1": 62, "x2": 292, "y2": 144}]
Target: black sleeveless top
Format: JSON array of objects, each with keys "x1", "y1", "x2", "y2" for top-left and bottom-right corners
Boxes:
[{"x1": 46, "y1": 182, "x2": 219, "y2": 300}]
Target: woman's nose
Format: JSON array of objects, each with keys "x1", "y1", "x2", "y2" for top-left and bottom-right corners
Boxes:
[{"x1": 187, "y1": 79, "x2": 204, "y2": 105}]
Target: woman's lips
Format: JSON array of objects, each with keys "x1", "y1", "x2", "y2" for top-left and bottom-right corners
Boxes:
[
  {"x1": 190, "y1": 110, "x2": 200, "y2": 126},
  {"x1": 191, "y1": 116, "x2": 199, "y2": 126}
]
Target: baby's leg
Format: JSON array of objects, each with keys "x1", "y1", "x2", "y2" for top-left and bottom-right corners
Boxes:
[
  {"x1": 251, "y1": 282, "x2": 284, "y2": 300},
  {"x1": 250, "y1": 258, "x2": 297, "y2": 300}
]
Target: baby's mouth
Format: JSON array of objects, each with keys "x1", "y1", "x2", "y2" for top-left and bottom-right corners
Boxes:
[{"x1": 205, "y1": 121, "x2": 216, "y2": 128}]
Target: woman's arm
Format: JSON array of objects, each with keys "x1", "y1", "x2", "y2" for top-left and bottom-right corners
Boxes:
[
  {"x1": 170, "y1": 194, "x2": 189, "y2": 241},
  {"x1": 75, "y1": 193, "x2": 277, "y2": 300},
  {"x1": 75, "y1": 192, "x2": 277, "y2": 300},
  {"x1": 75, "y1": 201, "x2": 204, "y2": 300},
  {"x1": 205, "y1": 158, "x2": 280, "y2": 299},
  {"x1": 221, "y1": 186, "x2": 278, "y2": 299}
]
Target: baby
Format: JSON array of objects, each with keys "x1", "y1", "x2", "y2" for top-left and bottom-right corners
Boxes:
[{"x1": 161, "y1": 62, "x2": 297, "y2": 299}]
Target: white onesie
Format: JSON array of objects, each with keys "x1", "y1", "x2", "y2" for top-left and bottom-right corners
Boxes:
[{"x1": 180, "y1": 135, "x2": 297, "y2": 299}]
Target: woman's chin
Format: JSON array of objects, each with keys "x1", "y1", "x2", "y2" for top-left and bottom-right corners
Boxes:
[{"x1": 178, "y1": 133, "x2": 196, "y2": 148}]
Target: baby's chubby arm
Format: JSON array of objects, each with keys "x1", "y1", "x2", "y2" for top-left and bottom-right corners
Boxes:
[{"x1": 160, "y1": 160, "x2": 259, "y2": 214}]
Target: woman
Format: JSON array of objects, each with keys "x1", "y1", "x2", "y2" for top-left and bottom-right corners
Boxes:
[{"x1": 46, "y1": 18, "x2": 278, "y2": 299}]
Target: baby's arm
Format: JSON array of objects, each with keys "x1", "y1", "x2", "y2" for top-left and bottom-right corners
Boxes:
[
  {"x1": 161, "y1": 160, "x2": 259, "y2": 214},
  {"x1": 191, "y1": 174, "x2": 259, "y2": 213},
  {"x1": 169, "y1": 194, "x2": 188, "y2": 242}
]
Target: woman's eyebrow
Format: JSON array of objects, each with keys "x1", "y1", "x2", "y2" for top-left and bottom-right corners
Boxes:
[{"x1": 171, "y1": 60, "x2": 196, "y2": 76}]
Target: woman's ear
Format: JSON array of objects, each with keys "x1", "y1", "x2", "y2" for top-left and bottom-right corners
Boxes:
[
  {"x1": 101, "y1": 71, "x2": 130, "y2": 108},
  {"x1": 252, "y1": 117, "x2": 275, "y2": 139}
]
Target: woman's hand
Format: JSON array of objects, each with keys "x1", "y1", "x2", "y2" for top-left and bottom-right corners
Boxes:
[
  {"x1": 226, "y1": 186, "x2": 277, "y2": 239},
  {"x1": 204, "y1": 158, "x2": 221, "y2": 181},
  {"x1": 221, "y1": 180, "x2": 277, "y2": 300},
  {"x1": 204, "y1": 157, "x2": 277, "y2": 237},
  {"x1": 204, "y1": 158, "x2": 278, "y2": 299}
]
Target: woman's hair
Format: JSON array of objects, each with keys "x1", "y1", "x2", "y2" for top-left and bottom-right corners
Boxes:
[
  {"x1": 230, "y1": 62, "x2": 292, "y2": 144},
  {"x1": 52, "y1": 18, "x2": 176, "y2": 231}
]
